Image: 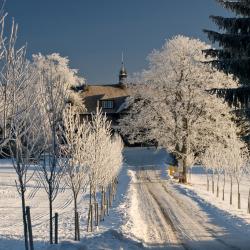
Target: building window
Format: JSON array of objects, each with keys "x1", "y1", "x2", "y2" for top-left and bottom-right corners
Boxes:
[{"x1": 101, "y1": 100, "x2": 114, "y2": 109}]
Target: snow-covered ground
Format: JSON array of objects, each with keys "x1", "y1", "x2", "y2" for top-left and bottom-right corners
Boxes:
[
  {"x1": 184, "y1": 166, "x2": 250, "y2": 226},
  {"x1": 1, "y1": 147, "x2": 250, "y2": 250},
  {"x1": 0, "y1": 158, "x2": 89, "y2": 250},
  {"x1": 0, "y1": 147, "x2": 169, "y2": 250}
]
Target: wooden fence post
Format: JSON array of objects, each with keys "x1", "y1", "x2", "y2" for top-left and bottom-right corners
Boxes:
[{"x1": 26, "y1": 206, "x2": 34, "y2": 250}]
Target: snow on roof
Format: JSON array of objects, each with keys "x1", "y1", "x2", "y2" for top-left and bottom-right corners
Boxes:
[{"x1": 81, "y1": 84, "x2": 130, "y2": 114}]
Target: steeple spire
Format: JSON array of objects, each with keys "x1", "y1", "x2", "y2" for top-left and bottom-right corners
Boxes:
[{"x1": 119, "y1": 52, "x2": 127, "y2": 84}]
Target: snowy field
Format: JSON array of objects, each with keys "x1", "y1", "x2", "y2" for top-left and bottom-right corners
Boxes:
[
  {"x1": 1, "y1": 147, "x2": 250, "y2": 250},
  {"x1": 184, "y1": 167, "x2": 250, "y2": 225},
  {"x1": 0, "y1": 158, "x2": 90, "y2": 250}
]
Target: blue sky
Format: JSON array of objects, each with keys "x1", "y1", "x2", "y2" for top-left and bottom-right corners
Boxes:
[{"x1": 6, "y1": 0, "x2": 230, "y2": 84}]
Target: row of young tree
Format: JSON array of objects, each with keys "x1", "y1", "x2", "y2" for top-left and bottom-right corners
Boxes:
[
  {"x1": 0, "y1": 9, "x2": 123, "y2": 250},
  {"x1": 62, "y1": 107, "x2": 123, "y2": 238},
  {"x1": 201, "y1": 138, "x2": 249, "y2": 210}
]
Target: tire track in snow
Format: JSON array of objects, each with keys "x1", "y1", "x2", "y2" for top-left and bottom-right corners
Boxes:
[
  {"x1": 136, "y1": 168, "x2": 243, "y2": 249},
  {"x1": 146, "y1": 186, "x2": 190, "y2": 250},
  {"x1": 134, "y1": 169, "x2": 184, "y2": 248},
  {"x1": 161, "y1": 183, "x2": 241, "y2": 250},
  {"x1": 143, "y1": 169, "x2": 241, "y2": 250}
]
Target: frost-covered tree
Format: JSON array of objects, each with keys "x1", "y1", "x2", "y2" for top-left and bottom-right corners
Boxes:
[
  {"x1": 0, "y1": 14, "x2": 35, "y2": 150},
  {"x1": 87, "y1": 108, "x2": 112, "y2": 197},
  {"x1": 0, "y1": 8, "x2": 43, "y2": 250},
  {"x1": 7, "y1": 54, "x2": 42, "y2": 250},
  {"x1": 106, "y1": 134, "x2": 123, "y2": 187},
  {"x1": 225, "y1": 137, "x2": 248, "y2": 208},
  {"x1": 9, "y1": 92, "x2": 44, "y2": 250},
  {"x1": 219, "y1": 148, "x2": 231, "y2": 201},
  {"x1": 34, "y1": 53, "x2": 85, "y2": 244},
  {"x1": 85, "y1": 108, "x2": 123, "y2": 231},
  {"x1": 119, "y1": 36, "x2": 239, "y2": 183},
  {"x1": 0, "y1": 14, "x2": 12, "y2": 148},
  {"x1": 61, "y1": 105, "x2": 90, "y2": 241},
  {"x1": 100, "y1": 134, "x2": 123, "y2": 217},
  {"x1": 86, "y1": 108, "x2": 112, "y2": 231},
  {"x1": 32, "y1": 53, "x2": 85, "y2": 111},
  {"x1": 202, "y1": 144, "x2": 223, "y2": 196},
  {"x1": 202, "y1": 142, "x2": 232, "y2": 198},
  {"x1": 202, "y1": 136, "x2": 248, "y2": 208}
]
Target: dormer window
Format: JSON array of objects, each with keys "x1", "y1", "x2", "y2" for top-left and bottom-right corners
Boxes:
[{"x1": 101, "y1": 100, "x2": 114, "y2": 109}]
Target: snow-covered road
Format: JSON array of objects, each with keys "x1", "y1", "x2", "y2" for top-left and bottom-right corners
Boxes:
[
  {"x1": 128, "y1": 166, "x2": 250, "y2": 249},
  {"x1": 135, "y1": 168, "x2": 181, "y2": 247}
]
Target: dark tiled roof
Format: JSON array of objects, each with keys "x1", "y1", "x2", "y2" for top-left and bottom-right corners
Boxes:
[{"x1": 81, "y1": 84, "x2": 130, "y2": 114}]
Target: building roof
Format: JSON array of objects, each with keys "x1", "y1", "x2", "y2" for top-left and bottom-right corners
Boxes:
[{"x1": 80, "y1": 84, "x2": 130, "y2": 114}]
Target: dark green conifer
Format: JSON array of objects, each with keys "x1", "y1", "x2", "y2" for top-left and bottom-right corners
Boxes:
[{"x1": 204, "y1": 0, "x2": 250, "y2": 85}]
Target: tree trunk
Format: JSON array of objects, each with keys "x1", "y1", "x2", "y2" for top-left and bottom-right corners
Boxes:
[
  {"x1": 101, "y1": 187, "x2": 104, "y2": 221},
  {"x1": 103, "y1": 188, "x2": 106, "y2": 217},
  {"x1": 90, "y1": 204, "x2": 93, "y2": 232},
  {"x1": 212, "y1": 173, "x2": 214, "y2": 194},
  {"x1": 109, "y1": 185, "x2": 112, "y2": 207},
  {"x1": 222, "y1": 173, "x2": 225, "y2": 201},
  {"x1": 73, "y1": 195, "x2": 79, "y2": 241},
  {"x1": 230, "y1": 177, "x2": 233, "y2": 205},
  {"x1": 87, "y1": 205, "x2": 91, "y2": 232},
  {"x1": 247, "y1": 188, "x2": 250, "y2": 213},
  {"x1": 181, "y1": 119, "x2": 189, "y2": 184},
  {"x1": 112, "y1": 181, "x2": 115, "y2": 201},
  {"x1": 49, "y1": 194, "x2": 53, "y2": 244},
  {"x1": 87, "y1": 185, "x2": 93, "y2": 232},
  {"x1": 95, "y1": 203, "x2": 99, "y2": 227},
  {"x1": 182, "y1": 158, "x2": 187, "y2": 184},
  {"x1": 106, "y1": 195, "x2": 109, "y2": 216},
  {"x1": 21, "y1": 188, "x2": 29, "y2": 250},
  {"x1": 89, "y1": 185, "x2": 92, "y2": 205},
  {"x1": 76, "y1": 212, "x2": 80, "y2": 240},
  {"x1": 113, "y1": 178, "x2": 118, "y2": 200},
  {"x1": 237, "y1": 181, "x2": 241, "y2": 209},
  {"x1": 206, "y1": 171, "x2": 209, "y2": 192},
  {"x1": 216, "y1": 175, "x2": 219, "y2": 198},
  {"x1": 93, "y1": 190, "x2": 98, "y2": 227},
  {"x1": 54, "y1": 212, "x2": 58, "y2": 244}
]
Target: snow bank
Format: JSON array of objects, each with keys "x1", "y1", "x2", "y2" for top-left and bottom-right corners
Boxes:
[{"x1": 120, "y1": 170, "x2": 148, "y2": 243}]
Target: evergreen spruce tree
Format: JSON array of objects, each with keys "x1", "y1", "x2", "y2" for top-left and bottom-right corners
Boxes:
[
  {"x1": 204, "y1": 0, "x2": 250, "y2": 85},
  {"x1": 204, "y1": 1, "x2": 250, "y2": 144}
]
